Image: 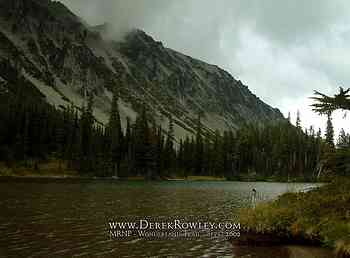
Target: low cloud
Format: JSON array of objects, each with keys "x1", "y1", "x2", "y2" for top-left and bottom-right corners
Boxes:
[{"x1": 59, "y1": 0, "x2": 350, "y2": 135}]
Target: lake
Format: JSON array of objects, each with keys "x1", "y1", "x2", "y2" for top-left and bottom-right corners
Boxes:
[{"x1": 0, "y1": 179, "x2": 327, "y2": 257}]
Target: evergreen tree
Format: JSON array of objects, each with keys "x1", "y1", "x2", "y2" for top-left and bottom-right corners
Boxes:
[
  {"x1": 212, "y1": 130, "x2": 224, "y2": 177},
  {"x1": 177, "y1": 139, "x2": 184, "y2": 175},
  {"x1": 183, "y1": 136, "x2": 192, "y2": 178},
  {"x1": 124, "y1": 117, "x2": 133, "y2": 176},
  {"x1": 325, "y1": 113, "x2": 335, "y2": 149},
  {"x1": 287, "y1": 112, "x2": 291, "y2": 123},
  {"x1": 79, "y1": 93, "x2": 94, "y2": 173},
  {"x1": 194, "y1": 113, "x2": 204, "y2": 175},
  {"x1": 296, "y1": 110, "x2": 301, "y2": 129},
  {"x1": 134, "y1": 106, "x2": 155, "y2": 178},
  {"x1": 107, "y1": 87, "x2": 123, "y2": 177},
  {"x1": 337, "y1": 128, "x2": 350, "y2": 149},
  {"x1": 312, "y1": 87, "x2": 350, "y2": 114},
  {"x1": 55, "y1": 111, "x2": 65, "y2": 170},
  {"x1": 64, "y1": 105, "x2": 78, "y2": 169},
  {"x1": 155, "y1": 125, "x2": 164, "y2": 177},
  {"x1": 312, "y1": 88, "x2": 350, "y2": 176},
  {"x1": 164, "y1": 116, "x2": 175, "y2": 175},
  {"x1": 0, "y1": 82, "x2": 327, "y2": 181}
]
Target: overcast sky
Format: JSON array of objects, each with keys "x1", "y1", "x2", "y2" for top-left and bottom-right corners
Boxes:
[{"x1": 59, "y1": 0, "x2": 350, "y2": 138}]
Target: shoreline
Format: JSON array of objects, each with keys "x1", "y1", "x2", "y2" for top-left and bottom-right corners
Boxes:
[
  {"x1": 0, "y1": 174, "x2": 227, "y2": 181},
  {"x1": 0, "y1": 161, "x2": 324, "y2": 183},
  {"x1": 1, "y1": 169, "x2": 343, "y2": 257},
  {"x1": 236, "y1": 177, "x2": 350, "y2": 258},
  {"x1": 0, "y1": 173, "x2": 321, "y2": 183}
]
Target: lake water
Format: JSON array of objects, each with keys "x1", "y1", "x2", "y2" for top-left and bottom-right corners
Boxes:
[{"x1": 0, "y1": 179, "x2": 328, "y2": 257}]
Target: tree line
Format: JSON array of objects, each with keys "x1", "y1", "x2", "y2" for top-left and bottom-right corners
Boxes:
[
  {"x1": 312, "y1": 87, "x2": 350, "y2": 177},
  {"x1": 0, "y1": 76, "x2": 339, "y2": 180}
]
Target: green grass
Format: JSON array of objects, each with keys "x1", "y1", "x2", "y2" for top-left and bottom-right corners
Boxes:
[
  {"x1": 0, "y1": 160, "x2": 79, "y2": 178},
  {"x1": 239, "y1": 177, "x2": 350, "y2": 257}
]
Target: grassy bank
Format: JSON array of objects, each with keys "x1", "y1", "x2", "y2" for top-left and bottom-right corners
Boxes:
[
  {"x1": 0, "y1": 160, "x2": 322, "y2": 182},
  {"x1": 239, "y1": 177, "x2": 350, "y2": 257},
  {"x1": 0, "y1": 161, "x2": 225, "y2": 181},
  {"x1": 0, "y1": 161, "x2": 79, "y2": 178}
]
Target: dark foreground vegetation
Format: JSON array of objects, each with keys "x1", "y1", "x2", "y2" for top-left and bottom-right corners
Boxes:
[
  {"x1": 239, "y1": 177, "x2": 350, "y2": 257},
  {"x1": 0, "y1": 72, "x2": 333, "y2": 180}
]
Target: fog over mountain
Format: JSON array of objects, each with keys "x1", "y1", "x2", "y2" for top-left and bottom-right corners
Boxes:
[
  {"x1": 59, "y1": 0, "x2": 350, "y2": 136},
  {"x1": 0, "y1": 0, "x2": 290, "y2": 140}
]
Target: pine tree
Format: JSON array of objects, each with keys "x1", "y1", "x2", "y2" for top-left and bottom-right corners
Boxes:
[
  {"x1": 183, "y1": 136, "x2": 192, "y2": 178},
  {"x1": 164, "y1": 116, "x2": 175, "y2": 175},
  {"x1": 31, "y1": 104, "x2": 44, "y2": 164},
  {"x1": 134, "y1": 106, "x2": 155, "y2": 178},
  {"x1": 107, "y1": 87, "x2": 123, "y2": 177},
  {"x1": 212, "y1": 130, "x2": 224, "y2": 177},
  {"x1": 325, "y1": 113, "x2": 335, "y2": 149},
  {"x1": 337, "y1": 128, "x2": 350, "y2": 149},
  {"x1": 287, "y1": 112, "x2": 291, "y2": 123},
  {"x1": 203, "y1": 136, "x2": 212, "y2": 176},
  {"x1": 79, "y1": 93, "x2": 94, "y2": 173},
  {"x1": 125, "y1": 117, "x2": 133, "y2": 176},
  {"x1": 296, "y1": 110, "x2": 301, "y2": 130},
  {"x1": 194, "y1": 113, "x2": 204, "y2": 175},
  {"x1": 55, "y1": 112, "x2": 65, "y2": 171},
  {"x1": 22, "y1": 109, "x2": 30, "y2": 164},
  {"x1": 317, "y1": 128, "x2": 322, "y2": 139},
  {"x1": 64, "y1": 105, "x2": 77, "y2": 169},
  {"x1": 312, "y1": 87, "x2": 350, "y2": 114},
  {"x1": 177, "y1": 139, "x2": 185, "y2": 175},
  {"x1": 155, "y1": 125, "x2": 164, "y2": 177}
]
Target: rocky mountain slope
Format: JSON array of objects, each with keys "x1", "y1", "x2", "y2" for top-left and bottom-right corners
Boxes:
[{"x1": 0, "y1": 0, "x2": 283, "y2": 138}]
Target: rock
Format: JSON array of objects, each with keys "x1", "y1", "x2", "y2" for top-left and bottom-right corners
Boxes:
[{"x1": 0, "y1": 0, "x2": 284, "y2": 138}]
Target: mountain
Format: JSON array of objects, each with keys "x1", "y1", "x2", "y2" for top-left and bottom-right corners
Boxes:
[{"x1": 0, "y1": 0, "x2": 283, "y2": 138}]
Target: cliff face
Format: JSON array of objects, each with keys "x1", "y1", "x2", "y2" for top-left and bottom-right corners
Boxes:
[{"x1": 0, "y1": 0, "x2": 283, "y2": 138}]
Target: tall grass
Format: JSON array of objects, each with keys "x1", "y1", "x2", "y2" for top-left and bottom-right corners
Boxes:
[{"x1": 239, "y1": 177, "x2": 350, "y2": 256}]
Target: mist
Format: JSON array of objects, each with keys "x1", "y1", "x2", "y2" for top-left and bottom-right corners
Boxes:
[{"x1": 59, "y1": 0, "x2": 350, "y2": 136}]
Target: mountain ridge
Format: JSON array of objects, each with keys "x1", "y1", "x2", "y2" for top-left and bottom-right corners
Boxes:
[{"x1": 0, "y1": 0, "x2": 284, "y2": 138}]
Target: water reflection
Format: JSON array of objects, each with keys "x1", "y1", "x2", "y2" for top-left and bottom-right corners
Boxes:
[{"x1": 0, "y1": 179, "x2": 324, "y2": 257}]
